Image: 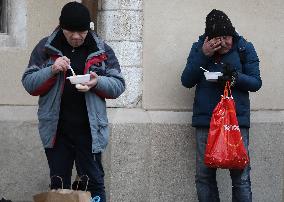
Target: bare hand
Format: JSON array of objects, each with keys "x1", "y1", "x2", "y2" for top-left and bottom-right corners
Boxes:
[
  {"x1": 202, "y1": 37, "x2": 222, "y2": 57},
  {"x1": 51, "y1": 56, "x2": 70, "y2": 75},
  {"x1": 75, "y1": 84, "x2": 90, "y2": 92},
  {"x1": 75, "y1": 71, "x2": 99, "y2": 92}
]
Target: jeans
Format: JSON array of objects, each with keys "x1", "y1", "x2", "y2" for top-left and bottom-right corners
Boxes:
[
  {"x1": 195, "y1": 127, "x2": 252, "y2": 202},
  {"x1": 45, "y1": 124, "x2": 106, "y2": 201}
]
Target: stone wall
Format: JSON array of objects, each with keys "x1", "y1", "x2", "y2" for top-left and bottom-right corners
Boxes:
[
  {"x1": 0, "y1": 107, "x2": 283, "y2": 202},
  {"x1": 0, "y1": 0, "x2": 284, "y2": 201},
  {"x1": 97, "y1": 0, "x2": 143, "y2": 107}
]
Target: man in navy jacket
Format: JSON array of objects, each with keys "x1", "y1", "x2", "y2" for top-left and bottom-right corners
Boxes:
[{"x1": 181, "y1": 9, "x2": 261, "y2": 202}]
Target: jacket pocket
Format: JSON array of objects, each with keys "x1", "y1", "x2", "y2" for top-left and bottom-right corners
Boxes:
[
  {"x1": 37, "y1": 112, "x2": 57, "y2": 147},
  {"x1": 96, "y1": 113, "x2": 109, "y2": 149},
  {"x1": 96, "y1": 112, "x2": 108, "y2": 127}
]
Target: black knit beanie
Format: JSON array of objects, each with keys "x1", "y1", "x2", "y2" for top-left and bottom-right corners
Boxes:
[
  {"x1": 59, "y1": 1, "x2": 91, "y2": 31},
  {"x1": 205, "y1": 9, "x2": 236, "y2": 39}
]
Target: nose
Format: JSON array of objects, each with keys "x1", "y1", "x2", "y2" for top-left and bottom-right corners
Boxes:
[
  {"x1": 72, "y1": 32, "x2": 81, "y2": 39},
  {"x1": 220, "y1": 39, "x2": 226, "y2": 46}
]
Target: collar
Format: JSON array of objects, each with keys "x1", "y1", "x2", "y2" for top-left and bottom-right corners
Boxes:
[{"x1": 44, "y1": 28, "x2": 99, "y2": 56}]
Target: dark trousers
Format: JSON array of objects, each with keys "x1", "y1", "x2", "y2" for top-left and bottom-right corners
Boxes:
[
  {"x1": 195, "y1": 127, "x2": 252, "y2": 202},
  {"x1": 45, "y1": 125, "x2": 106, "y2": 201}
]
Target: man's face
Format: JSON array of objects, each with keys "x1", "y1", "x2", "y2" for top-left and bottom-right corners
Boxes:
[
  {"x1": 62, "y1": 29, "x2": 88, "y2": 47},
  {"x1": 215, "y1": 36, "x2": 233, "y2": 54}
]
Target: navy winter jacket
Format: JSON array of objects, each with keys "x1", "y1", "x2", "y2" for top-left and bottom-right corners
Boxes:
[{"x1": 181, "y1": 34, "x2": 262, "y2": 127}]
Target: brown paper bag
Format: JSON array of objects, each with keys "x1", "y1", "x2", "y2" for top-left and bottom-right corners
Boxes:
[
  {"x1": 33, "y1": 175, "x2": 91, "y2": 202},
  {"x1": 33, "y1": 189, "x2": 91, "y2": 202}
]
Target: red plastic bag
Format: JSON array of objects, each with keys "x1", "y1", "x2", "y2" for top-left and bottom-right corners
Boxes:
[{"x1": 204, "y1": 82, "x2": 249, "y2": 169}]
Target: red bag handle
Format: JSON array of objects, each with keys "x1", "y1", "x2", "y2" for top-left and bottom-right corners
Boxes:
[
  {"x1": 223, "y1": 81, "x2": 232, "y2": 98},
  {"x1": 223, "y1": 81, "x2": 242, "y2": 147}
]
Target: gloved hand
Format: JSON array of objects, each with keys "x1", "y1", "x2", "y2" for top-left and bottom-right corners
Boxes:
[{"x1": 218, "y1": 63, "x2": 238, "y2": 86}]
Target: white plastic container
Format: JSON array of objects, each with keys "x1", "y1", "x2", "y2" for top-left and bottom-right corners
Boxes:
[
  {"x1": 204, "y1": 72, "x2": 223, "y2": 82},
  {"x1": 67, "y1": 74, "x2": 90, "y2": 84}
]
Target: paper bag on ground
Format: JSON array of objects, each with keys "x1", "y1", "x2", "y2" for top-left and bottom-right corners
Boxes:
[{"x1": 33, "y1": 189, "x2": 91, "y2": 202}]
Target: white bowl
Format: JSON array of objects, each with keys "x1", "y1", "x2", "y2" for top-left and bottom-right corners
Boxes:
[
  {"x1": 67, "y1": 74, "x2": 90, "y2": 84},
  {"x1": 204, "y1": 72, "x2": 223, "y2": 82}
]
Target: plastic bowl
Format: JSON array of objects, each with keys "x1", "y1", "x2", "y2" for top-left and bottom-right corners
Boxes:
[
  {"x1": 204, "y1": 72, "x2": 223, "y2": 82},
  {"x1": 67, "y1": 74, "x2": 90, "y2": 84}
]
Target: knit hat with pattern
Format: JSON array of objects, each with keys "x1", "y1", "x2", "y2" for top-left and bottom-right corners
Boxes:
[{"x1": 205, "y1": 9, "x2": 236, "y2": 39}]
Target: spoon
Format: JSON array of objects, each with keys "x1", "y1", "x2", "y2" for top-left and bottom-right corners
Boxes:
[
  {"x1": 68, "y1": 65, "x2": 76, "y2": 76},
  {"x1": 200, "y1": 66, "x2": 209, "y2": 72}
]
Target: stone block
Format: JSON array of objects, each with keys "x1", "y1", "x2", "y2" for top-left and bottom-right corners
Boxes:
[
  {"x1": 249, "y1": 123, "x2": 284, "y2": 202},
  {"x1": 97, "y1": 10, "x2": 143, "y2": 41},
  {"x1": 0, "y1": 121, "x2": 48, "y2": 202},
  {"x1": 107, "y1": 67, "x2": 142, "y2": 108},
  {"x1": 100, "y1": 0, "x2": 143, "y2": 10},
  {"x1": 107, "y1": 123, "x2": 151, "y2": 201},
  {"x1": 149, "y1": 124, "x2": 197, "y2": 202},
  {"x1": 107, "y1": 41, "x2": 143, "y2": 67}
]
